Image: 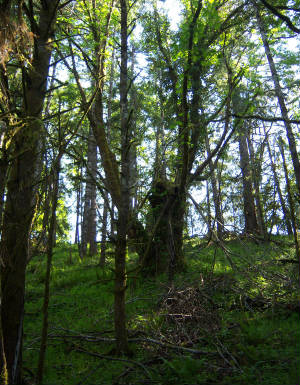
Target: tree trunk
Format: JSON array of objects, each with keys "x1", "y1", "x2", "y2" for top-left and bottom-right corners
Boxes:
[
  {"x1": 81, "y1": 128, "x2": 98, "y2": 257},
  {"x1": 0, "y1": 272, "x2": 7, "y2": 385},
  {"x1": 99, "y1": 200, "x2": 108, "y2": 267},
  {"x1": 0, "y1": 2, "x2": 58, "y2": 382},
  {"x1": 153, "y1": 74, "x2": 167, "y2": 181},
  {"x1": 205, "y1": 134, "x2": 224, "y2": 241},
  {"x1": 99, "y1": 44, "x2": 115, "y2": 267},
  {"x1": 114, "y1": 0, "x2": 130, "y2": 355},
  {"x1": 145, "y1": 181, "x2": 174, "y2": 274},
  {"x1": 74, "y1": 169, "x2": 82, "y2": 245},
  {"x1": 266, "y1": 135, "x2": 293, "y2": 235},
  {"x1": 0, "y1": 157, "x2": 7, "y2": 235},
  {"x1": 247, "y1": 130, "x2": 267, "y2": 239},
  {"x1": 129, "y1": 47, "x2": 138, "y2": 211},
  {"x1": 238, "y1": 125, "x2": 259, "y2": 234},
  {"x1": 36, "y1": 156, "x2": 61, "y2": 384},
  {"x1": 206, "y1": 180, "x2": 213, "y2": 239},
  {"x1": 278, "y1": 137, "x2": 300, "y2": 265},
  {"x1": 170, "y1": 191, "x2": 187, "y2": 270},
  {"x1": 0, "y1": 120, "x2": 8, "y2": 235},
  {"x1": 255, "y1": 5, "x2": 300, "y2": 199}
]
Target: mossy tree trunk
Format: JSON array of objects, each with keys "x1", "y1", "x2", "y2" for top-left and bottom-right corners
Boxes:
[
  {"x1": 143, "y1": 181, "x2": 186, "y2": 276},
  {"x1": 145, "y1": 181, "x2": 173, "y2": 274}
]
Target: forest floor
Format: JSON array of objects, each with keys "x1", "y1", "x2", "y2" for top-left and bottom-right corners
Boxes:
[{"x1": 23, "y1": 236, "x2": 300, "y2": 385}]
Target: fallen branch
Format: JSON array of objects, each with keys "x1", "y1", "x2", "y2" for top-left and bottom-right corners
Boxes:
[
  {"x1": 129, "y1": 337, "x2": 216, "y2": 355},
  {"x1": 72, "y1": 344, "x2": 153, "y2": 380},
  {"x1": 50, "y1": 332, "x2": 216, "y2": 355}
]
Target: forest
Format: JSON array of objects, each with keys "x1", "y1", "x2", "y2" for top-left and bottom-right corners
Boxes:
[{"x1": 0, "y1": 0, "x2": 299, "y2": 384}]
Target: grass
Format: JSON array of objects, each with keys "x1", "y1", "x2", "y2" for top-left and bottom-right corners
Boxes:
[{"x1": 23, "y1": 237, "x2": 300, "y2": 385}]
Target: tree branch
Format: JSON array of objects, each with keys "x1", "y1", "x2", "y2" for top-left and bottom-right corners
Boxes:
[
  {"x1": 232, "y1": 114, "x2": 300, "y2": 124},
  {"x1": 258, "y1": 0, "x2": 300, "y2": 33}
]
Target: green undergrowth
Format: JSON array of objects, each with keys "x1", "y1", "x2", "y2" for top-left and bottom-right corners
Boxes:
[{"x1": 23, "y1": 237, "x2": 299, "y2": 385}]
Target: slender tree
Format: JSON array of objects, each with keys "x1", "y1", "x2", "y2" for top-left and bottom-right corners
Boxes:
[
  {"x1": 205, "y1": 134, "x2": 224, "y2": 241},
  {"x1": 113, "y1": 0, "x2": 131, "y2": 354},
  {"x1": 81, "y1": 128, "x2": 98, "y2": 257},
  {"x1": 265, "y1": 132, "x2": 293, "y2": 235},
  {"x1": 253, "y1": 2, "x2": 300, "y2": 200},
  {"x1": 36, "y1": 154, "x2": 62, "y2": 385},
  {"x1": 278, "y1": 136, "x2": 300, "y2": 264}
]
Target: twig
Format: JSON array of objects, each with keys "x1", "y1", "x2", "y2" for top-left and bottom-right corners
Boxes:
[
  {"x1": 49, "y1": 332, "x2": 216, "y2": 355},
  {"x1": 128, "y1": 337, "x2": 216, "y2": 355},
  {"x1": 214, "y1": 337, "x2": 242, "y2": 372},
  {"x1": 112, "y1": 357, "x2": 163, "y2": 385},
  {"x1": 73, "y1": 345, "x2": 153, "y2": 379},
  {"x1": 76, "y1": 361, "x2": 103, "y2": 385}
]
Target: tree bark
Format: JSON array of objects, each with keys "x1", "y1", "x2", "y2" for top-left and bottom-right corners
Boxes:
[
  {"x1": 0, "y1": 2, "x2": 58, "y2": 382},
  {"x1": 100, "y1": 48, "x2": 115, "y2": 267},
  {"x1": 238, "y1": 124, "x2": 259, "y2": 234},
  {"x1": 114, "y1": 0, "x2": 131, "y2": 355},
  {"x1": 247, "y1": 130, "x2": 267, "y2": 238}
]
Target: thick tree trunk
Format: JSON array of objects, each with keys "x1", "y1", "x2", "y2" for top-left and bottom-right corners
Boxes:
[
  {"x1": 1, "y1": 122, "x2": 43, "y2": 385},
  {"x1": 238, "y1": 126, "x2": 259, "y2": 234},
  {"x1": 255, "y1": 5, "x2": 300, "y2": 199},
  {"x1": 145, "y1": 181, "x2": 174, "y2": 274},
  {"x1": 143, "y1": 181, "x2": 185, "y2": 276},
  {"x1": 0, "y1": 2, "x2": 58, "y2": 382}
]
